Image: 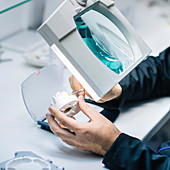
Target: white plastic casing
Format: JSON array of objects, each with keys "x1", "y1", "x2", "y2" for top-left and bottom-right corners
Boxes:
[{"x1": 51, "y1": 91, "x2": 80, "y2": 117}]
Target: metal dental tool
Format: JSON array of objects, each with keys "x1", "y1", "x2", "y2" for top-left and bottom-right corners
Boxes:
[{"x1": 72, "y1": 89, "x2": 85, "y2": 95}]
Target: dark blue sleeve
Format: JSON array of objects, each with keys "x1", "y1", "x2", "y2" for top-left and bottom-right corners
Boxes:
[
  {"x1": 102, "y1": 133, "x2": 170, "y2": 170},
  {"x1": 102, "y1": 47, "x2": 170, "y2": 169},
  {"x1": 91, "y1": 47, "x2": 170, "y2": 111},
  {"x1": 119, "y1": 47, "x2": 170, "y2": 105}
]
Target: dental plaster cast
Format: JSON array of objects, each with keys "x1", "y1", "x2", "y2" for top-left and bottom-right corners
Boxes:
[{"x1": 51, "y1": 91, "x2": 80, "y2": 117}]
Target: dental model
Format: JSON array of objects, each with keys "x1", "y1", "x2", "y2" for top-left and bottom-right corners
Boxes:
[{"x1": 51, "y1": 91, "x2": 80, "y2": 117}]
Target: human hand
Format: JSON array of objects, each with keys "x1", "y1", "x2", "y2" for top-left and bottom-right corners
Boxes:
[
  {"x1": 69, "y1": 75, "x2": 122, "y2": 102},
  {"x1": 69, "y1": 75, "x2": 91, "y2": 98},
  {"x1": 98, "y1": 83, "x2": 122, "y2": 103},
  {"x1": 46, "y1": 96, "x2": 121, "y2": 156}
]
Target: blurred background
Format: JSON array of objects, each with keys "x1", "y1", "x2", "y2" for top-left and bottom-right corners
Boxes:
[{"x1": 0, "y1": 0, "x2": 64, "y2": 67}]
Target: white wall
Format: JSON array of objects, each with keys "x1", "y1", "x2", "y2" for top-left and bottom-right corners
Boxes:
[
  {"x1": 43, "y1": 0, "x2": 64, "y2": 21},
  {"x1": 0, "y1": 0, "x2": 44, "y2": 41}
]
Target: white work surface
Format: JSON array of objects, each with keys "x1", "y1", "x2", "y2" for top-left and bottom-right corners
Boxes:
[
  {"x1": 0, "y1": 50, "x2": 105, "y2": 169},
  {"x1": 0, "y1": 1, "x2": 170, "y2": 169}
]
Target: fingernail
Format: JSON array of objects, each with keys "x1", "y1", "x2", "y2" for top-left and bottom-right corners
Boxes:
[{"x1": 48, "y1": 107, "x2": 53, "y2": 112}]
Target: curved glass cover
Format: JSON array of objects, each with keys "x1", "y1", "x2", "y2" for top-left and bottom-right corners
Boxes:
[
  {"x1": 75, "y1": 10, "x2": 135, "y2": 74},
  {"x1": 21, "y1": 64, "x2": 64, "y2": 122}
]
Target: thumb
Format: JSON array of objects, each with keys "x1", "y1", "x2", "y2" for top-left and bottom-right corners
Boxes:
[{"x1": 78, "y1": 96, "x2": 98, "y2": 120}]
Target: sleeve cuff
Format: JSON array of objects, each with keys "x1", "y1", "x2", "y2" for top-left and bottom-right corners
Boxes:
[{"x1": 102, "y1": 133, "x2": 138, "y2": 169}]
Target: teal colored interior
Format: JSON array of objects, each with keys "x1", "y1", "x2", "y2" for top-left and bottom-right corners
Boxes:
[{"x1": 74, "y1": 16, "x2": 123, "y2": 74}]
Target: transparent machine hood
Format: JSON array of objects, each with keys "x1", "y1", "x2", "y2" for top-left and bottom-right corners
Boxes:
[{"x1": 21, "y1": 64, "x2": 64, "y2": 122}]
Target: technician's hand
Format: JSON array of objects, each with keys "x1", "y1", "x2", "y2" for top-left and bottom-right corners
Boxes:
[
  {"x1": 97, "y1": 83, "x2": 122, "y2": 103},
  {"x1": 69, "y1": 75, "x2": 91, "y2": 98},
  {"x1": 69, "y1": 75, "x2": 122, "y2": 103},
  {"x1": 46, "y1": 96, "x2": 121, "y2": 156}
]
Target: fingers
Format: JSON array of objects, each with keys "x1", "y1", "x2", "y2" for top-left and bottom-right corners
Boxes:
[
  {"x1": 48, "y1": 107, "x2": 81, "y2": 131},
  {"x1": 46, "y1": 113, "x2": 75, "y2": 140},
  {"x1": 69, "y1": 75, "x2": 81, "y2": 92},
  {"x1": 78, "y1": 96, "x2": 98, "y2": 120},
  {"x1": 77, "y1": 90, "x2": 85, "y2": 96},
  {"x1": 69, "y1": 75, "x2": 85, "y2": 97}
]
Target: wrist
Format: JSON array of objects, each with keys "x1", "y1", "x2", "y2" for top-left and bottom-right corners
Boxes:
[
  {"x1": 112, "y1": 84, "x2": 122, "y2": 99},
  {"x1": 101, "y1": 128, "x2": 121, "y2": 156}
]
